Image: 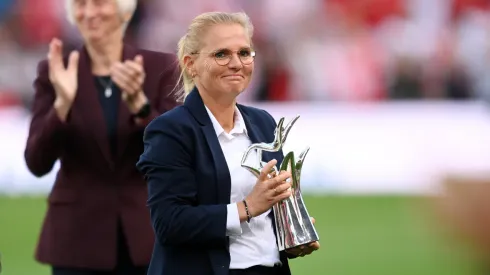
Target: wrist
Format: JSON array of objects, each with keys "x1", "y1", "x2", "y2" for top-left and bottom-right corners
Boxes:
[
  {"x1": 127, "y1": 92, "x2": 148, "y2": 114},
  {"x1": 244, "y1": 200, "x2": 252, "y2": 223},
  {"x1": 53, "y1": 98, "x2": 72, "y2": 122},
  {"x1": 238, "y1": 201, "x2": 253, "y2": 223}
]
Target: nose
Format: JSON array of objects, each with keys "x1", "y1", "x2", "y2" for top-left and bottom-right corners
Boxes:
[{"x1": 228, "y1": 53, "x2": 243, "y2": 70}]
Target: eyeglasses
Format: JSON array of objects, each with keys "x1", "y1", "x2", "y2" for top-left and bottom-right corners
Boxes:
[{"x1": 192, "y1": 48, "x2": 256, "y2": 66}]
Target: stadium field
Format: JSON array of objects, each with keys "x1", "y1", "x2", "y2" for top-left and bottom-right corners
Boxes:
[{"x1": 0, "y1": 195, "x2": 482, "y2": 275}]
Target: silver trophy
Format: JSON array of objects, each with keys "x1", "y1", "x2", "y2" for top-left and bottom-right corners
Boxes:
[{"x1": 241, "y1": 115, "x2": 319, "y2": 251}]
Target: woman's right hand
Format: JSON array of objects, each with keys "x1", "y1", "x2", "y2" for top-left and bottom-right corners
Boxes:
[
  {"x1": 243, "y1": 159, "x2": 292, "y2": 219},
  {"x1": 48, "y1": 38, "x2": 79, "y2": 121}
]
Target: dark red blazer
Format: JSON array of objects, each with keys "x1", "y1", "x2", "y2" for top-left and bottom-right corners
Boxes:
[{"x1": 24, "y1": 44, "x2": 180, "y2": 270}]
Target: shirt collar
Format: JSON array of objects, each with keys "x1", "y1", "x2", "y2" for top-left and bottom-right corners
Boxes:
[{"x1": 205, "y1": 105, "x2": 248, "y2": 137}]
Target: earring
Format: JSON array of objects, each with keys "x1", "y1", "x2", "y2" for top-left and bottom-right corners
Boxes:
[{"x1": 191, "y1": 72, "x2": 196, "y2": 78}]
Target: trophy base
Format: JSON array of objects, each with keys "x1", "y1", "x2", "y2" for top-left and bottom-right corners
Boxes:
[{"x1": 274, "y1": 192, "x2": 320, "y2": 252}]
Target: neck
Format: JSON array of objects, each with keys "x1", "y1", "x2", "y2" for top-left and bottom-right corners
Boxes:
[
  {"x1": 200, "y1": 90, "x2": 236, "y2": 133},
  {"x1": 86, "y1": 39, "x2": 123, "y2": 76}
]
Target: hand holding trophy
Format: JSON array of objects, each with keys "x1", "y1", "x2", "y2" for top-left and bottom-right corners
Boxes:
[{"x1": 241, "y1": 115, "x2": 320, "y2": 257}]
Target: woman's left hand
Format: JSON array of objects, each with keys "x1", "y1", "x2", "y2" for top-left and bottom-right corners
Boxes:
[
  {"x1": 285, "y1": 217, "x2": 320, "y2": 257},
  {"x1": 111, "y1": 55, "x2": 148, "y2": 113}
]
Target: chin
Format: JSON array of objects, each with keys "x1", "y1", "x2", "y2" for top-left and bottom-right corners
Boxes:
[
  {"x1": 227, "y1": 88, "x2": 245, "y2": 97},
  {"x1": 226, "y1": 83, "x2": 246, "y2": 93},
  {"x1": 81, "y1": 30, "x2": 105, "y2": 43}
]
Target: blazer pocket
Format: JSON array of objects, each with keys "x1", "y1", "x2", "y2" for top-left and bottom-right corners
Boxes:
[{"x1": 48, "y1": 188, "x2": 78, "y2": 204}]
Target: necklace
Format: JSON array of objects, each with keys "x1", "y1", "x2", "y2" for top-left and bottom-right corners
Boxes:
[{"x1": 96, "y1": 77, "x2": 113, "y2": 98}]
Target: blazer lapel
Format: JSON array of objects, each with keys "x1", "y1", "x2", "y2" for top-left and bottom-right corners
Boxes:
[
  {"x1": 77, "y1": 46, "x2": 114, "y2": 168},
  {"x1": 237, "y1": 105, "x2": 264, "y2": 145},
  {"x1": 184, "y1": 88, "x2": 231, "y2": 204},
  {"x1": 238, "y1": 104, "x2": 282, "y2": 165},
  {"x1": 115, "y1": 45, "x2": 138, "y2": 160}
]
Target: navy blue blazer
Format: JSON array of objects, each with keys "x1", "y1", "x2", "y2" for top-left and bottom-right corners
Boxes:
[{"x1": 136, "y1": 88, "x2": 292, "y2": 275}]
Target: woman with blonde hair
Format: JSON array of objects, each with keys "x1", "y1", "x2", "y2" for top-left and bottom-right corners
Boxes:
[
  {"x1": 137, "y1": 11, "x2": 319, "y2": 275},
  {"x1": 24, "y1": 0, "x2": 179, "y2": 274}
]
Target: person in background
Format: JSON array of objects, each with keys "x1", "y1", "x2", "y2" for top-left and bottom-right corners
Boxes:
[
  {"x1": 136, "y1": 12, "x2": 319, "y2": 275},
  {"x1": 24, "y1": 0, "x2": 179, "y2": 274}
]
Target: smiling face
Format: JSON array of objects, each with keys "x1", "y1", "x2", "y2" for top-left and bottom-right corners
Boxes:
[
  {"x1": 189, "y1": 23, "x2": 254, "y2": 100},
  {"x1": 72, "y1": 0, "x2": 128, "y2": 43}
]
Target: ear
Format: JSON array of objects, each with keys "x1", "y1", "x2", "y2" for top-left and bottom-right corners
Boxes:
[
  {"x1": 121, "y1": 11, "x2": 135, "y2": 24},
  {"x1": 183, "y1": 55, "x2": 195, "y2": 75}
]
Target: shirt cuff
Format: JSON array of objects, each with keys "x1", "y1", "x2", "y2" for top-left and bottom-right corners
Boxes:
[{"x1": 226, "y1": 203, "x2": 242, "y2": 236}]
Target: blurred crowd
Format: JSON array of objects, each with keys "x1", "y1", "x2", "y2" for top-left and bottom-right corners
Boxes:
[{"x1": 1, "y1": 0, "x2": 490, "y2": 110}]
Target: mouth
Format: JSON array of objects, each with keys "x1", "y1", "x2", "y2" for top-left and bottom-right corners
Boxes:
[{"x1": 223, "y1": 74, "x2": 244, "y2": 80}]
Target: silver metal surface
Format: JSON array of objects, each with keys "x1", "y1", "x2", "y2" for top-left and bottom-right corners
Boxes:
[{"x1": 241, "y1": 115, "x2": 320, "y2": 251}]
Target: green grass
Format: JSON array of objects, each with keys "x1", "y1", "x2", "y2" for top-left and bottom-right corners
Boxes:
[{"x1": 0, "y1": 195, "x2": 483, "y2": 275}]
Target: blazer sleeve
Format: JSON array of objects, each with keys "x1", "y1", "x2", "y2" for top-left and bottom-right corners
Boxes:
[
  {"x1": 24, "y1": 60, "x2": 68, "y2": 177},
  {"x1": 136, "y1": 115, "x2": 228, "y2": 248},
  {"x1": 134, "y1": 55, "x2": 182, "y2": 128}
]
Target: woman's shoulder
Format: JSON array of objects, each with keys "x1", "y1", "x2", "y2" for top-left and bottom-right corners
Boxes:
[
  {"x1": 237, "y1": 104, "x2": 276, "y2": 125},
  {"x1": 144, "y1": 106, "x2": 198, "y2": 150},
  {"x1": 146, "y1": 105, "x2": 194, "y2": 133},
  {"x1": 137, "y1": 48, "x2": 177, "y2": 65}
]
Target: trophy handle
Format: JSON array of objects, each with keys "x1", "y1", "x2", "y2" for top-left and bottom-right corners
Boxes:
[
  {"x1": 294, "y1": 146, "x2": 310, "y2": 190},
  {"x1": 280, "y1": 152, "x2": 296, "y2": 189},
  {"x1": 241, "y1": 165, "x2": 261, "y2": 178},
  {"x1": 280, "y1": 115, "x2": 300, "y2": 145},
  {"x1": 280, "y1": 152, "x2": 302, "y2": 217},
  {"x1": 241, "y1": 117, "x2": 289, "y2": 177}
]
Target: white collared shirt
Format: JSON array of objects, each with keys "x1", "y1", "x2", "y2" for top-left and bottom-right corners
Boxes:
[{"x1": 204, "y1": 106, "x2": 281, "y2": 269}]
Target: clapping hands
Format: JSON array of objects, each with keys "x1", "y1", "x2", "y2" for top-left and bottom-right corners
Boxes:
[{"x1": 110, "y1": 55, "x2": 148, "y2": 114}]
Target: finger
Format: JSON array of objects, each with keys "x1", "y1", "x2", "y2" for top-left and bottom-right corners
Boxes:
[
  {"x1": 52, "y1": 38, "x2": 63, "y2": 64},
  {"x1": 274, "y1": 188, "x2": 292, "y2": 202},
  {"x1": 268, "y1": 166, "x2": 278, "y2": 177},
  {"x1": 285, "y1": 247, "x2": 302, "y2": 255},
  {"x1": 259, "y1": 159, "x2": 277, "y2": 182},
  {"x1": 310, "y1": 217, "x2": 316, "y2": 224},
  {"x1": 308, "y1": 241, "x2": 320, "y2": 250},
  {"x1": 134, "y1": 54, "x2": 144, "y2": 66},
  {"x1": 273, "y1": 181, "x2": 292, "y2": 195},
  {"x1": 111, "y1": 71, "x2": 139, "y2": 94},
  {"x1": 48, "y1": 39, "x2": 64, "y2": 71},
  {"x1": 115, "y1": 62, "x2": 143, "y2": 90},
  {"x1": 113, "y1": 62, "x2": 138, "y2": 81},
  {"x1": 301, "y1": 245, "x2": 316, "y2": 256},
  {"x1": 123, "y1": 60, "x2": 144, "y2": 77},
  {"x1": 268, "y1": 171, "x2": 291, "y2": 188},
  {"x1": 47, "y1": 43, "x2": 56, "y2": 79},
  {"x1": 111, "y1": 66, "x2": 140, "y2": 93},
  {"x1": 124, "y1": 61, "x2": 145, "y2": 85},
  {"x1": 67, "y1": 51, "x2": 80, "y2": 72},
  {"x1": 268, "y1": 170, "x2": 277, "y2": 179}
]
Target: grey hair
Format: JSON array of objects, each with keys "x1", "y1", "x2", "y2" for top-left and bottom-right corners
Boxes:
[
  {"x1": 65, "y1": 0, "x2": 137, "y2": 28},
  {"x1": 174, "y1": 12, "x2": 254, "y2": 102}
]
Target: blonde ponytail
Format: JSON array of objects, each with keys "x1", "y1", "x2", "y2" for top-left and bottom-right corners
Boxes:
[{"x1": 173, "y1": 35, "x2": 195, "y2": 102}]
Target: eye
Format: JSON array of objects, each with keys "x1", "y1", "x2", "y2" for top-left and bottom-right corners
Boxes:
[
  {"x1": 214, "y1": 50, "x2": 229, "y2": 59},
  {"x1": 239, "y1": 49, "x2": 252, "y2": 57}
]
